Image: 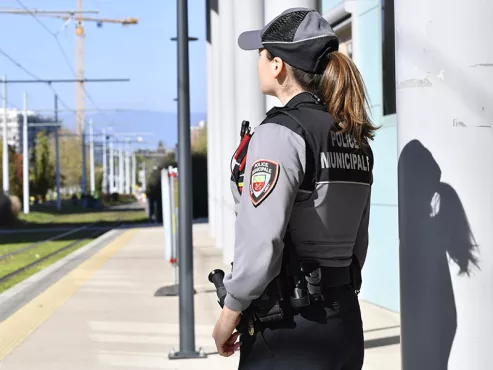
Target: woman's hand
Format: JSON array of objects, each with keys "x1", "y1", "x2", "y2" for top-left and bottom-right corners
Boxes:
[{"x1": 212, "y1": 306, "x2": 242, "y2": 357}]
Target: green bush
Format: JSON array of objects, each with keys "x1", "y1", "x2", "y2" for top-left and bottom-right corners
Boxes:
[{"x1": 0, "y1": 191, "x2": 16, "y2": 227}]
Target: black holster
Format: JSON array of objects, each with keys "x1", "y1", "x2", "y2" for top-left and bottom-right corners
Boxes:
[
  {"x1": 250, "y1": 253, "x2": 295, "y2": 329},
  {"x1": 247, "y1": 232, "x2": 307, "y2": 331},
  {"x1": 349, "y1": 254, "x2": 362, "y2": 294}
]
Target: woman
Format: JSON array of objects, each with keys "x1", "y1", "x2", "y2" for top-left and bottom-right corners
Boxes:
[{"x1": 212, "y1": 7, "x2": 377, "y2": 370}]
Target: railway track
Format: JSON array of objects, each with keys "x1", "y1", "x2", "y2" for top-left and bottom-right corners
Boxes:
[
  {"x1": 0, "y1": 223, "x2": 97, "y2": 262},
  {"x1": 0, "y1": 222, "x2": 120, "y2": 285}
]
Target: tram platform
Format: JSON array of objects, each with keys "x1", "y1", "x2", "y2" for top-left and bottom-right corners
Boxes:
[{"x1": 0, "y1": 223, "x2": 400, "y2": 370}]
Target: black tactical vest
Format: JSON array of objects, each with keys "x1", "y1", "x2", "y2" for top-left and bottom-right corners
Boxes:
[{"x1": 231, "y1": 92, "x2": 373, "y2": 195}]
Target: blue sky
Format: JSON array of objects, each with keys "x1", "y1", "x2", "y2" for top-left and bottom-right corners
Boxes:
[{"x1": 0, "y1": 0, "x2": 207, "y2": 121}]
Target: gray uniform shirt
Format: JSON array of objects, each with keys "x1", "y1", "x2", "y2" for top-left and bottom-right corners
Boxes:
[{"x1": 223, "y1": 119, "x2": 371, "y2": 313}]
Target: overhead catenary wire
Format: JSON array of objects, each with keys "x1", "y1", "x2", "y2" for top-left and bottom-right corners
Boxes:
[
  {"x1": 0, "y1": 90, "x2": 20, "y2": 110},
  {"x1": 0, "y1": 48, "x2": 74, "y2": 112}
]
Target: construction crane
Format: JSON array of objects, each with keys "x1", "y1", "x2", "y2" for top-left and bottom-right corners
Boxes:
[{"x1": 0, "y1": 2, "x2": 138, "y2": 135}]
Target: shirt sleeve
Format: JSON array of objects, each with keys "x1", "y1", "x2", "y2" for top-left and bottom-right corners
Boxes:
[
  {"x1": 222, "y1": 122, "x2": 306, "y2": 312},
  {"x1": 353, "y1": 188, "x2": 371, "y2": 268}
]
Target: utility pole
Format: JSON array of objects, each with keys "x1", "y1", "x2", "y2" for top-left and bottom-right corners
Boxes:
[
  {"x1": 131, "y1": 152, "x2": 136, "y2": 194},
  {"x1": 142, "y1": 161, "x2": 146, "y2": 192},
  {"x1": 109, "y1": 136, "x2": 114, "y2": 193},
  {"x1": 118, "y1": 144, "x2": 124, "y2": 194},
  {"x1": 168, "y1": 0, "x2": 205, "y2": 360},
  {"x1": 124, "y1": 138, "x2": 130, "y2": 194},
  {"x1": 132, "y1": 152, "x2": 137, "y2": 194},
  {"x1": 2, "y1": 75, "x2": 8, "y2": 195},
  {"x1": 54, "y1": 94, "x2": 61, "y2": 210},
  {"x1": 102, "y1": 128, "x2": 107, "y2": 193},
  {"x1": 89, "y1": 119, "x2": 95, "y2": 194},
  {"x1": 81, "y1": 124, "x2": 87, "y2": 194},
  {"x1": 22, "y1": 93, "x2": 28, "y2": 214},
  {"x1": 76, "y1": 0, "x2": 85, "y2": 136}
]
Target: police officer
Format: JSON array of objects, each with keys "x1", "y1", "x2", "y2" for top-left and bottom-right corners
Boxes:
[{"x1": 212, "y1": 7, "x2": 377, "y2": 369}]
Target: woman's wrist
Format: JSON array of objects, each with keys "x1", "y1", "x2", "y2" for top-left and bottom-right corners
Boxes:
[{"x1": 222, "y1": 305, "x2": 241, "y2": 318}]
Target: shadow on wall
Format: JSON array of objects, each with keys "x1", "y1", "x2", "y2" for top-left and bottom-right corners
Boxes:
[{"x1": 398, "y1": 140, "x2": 480, "y2": 370}]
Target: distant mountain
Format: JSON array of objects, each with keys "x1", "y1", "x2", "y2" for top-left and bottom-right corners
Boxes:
[{"x1": 59, "y1": 110, "x2": 206, "y2": 150}]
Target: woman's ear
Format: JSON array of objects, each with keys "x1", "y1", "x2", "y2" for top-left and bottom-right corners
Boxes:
[{"x1": 272, "y1": 57, "x2": 284, "y2": 79}]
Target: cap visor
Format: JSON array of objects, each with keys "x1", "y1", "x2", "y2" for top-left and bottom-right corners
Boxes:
[{"x1": 238, "y1": 30, "x2": 263, "y2": 50}]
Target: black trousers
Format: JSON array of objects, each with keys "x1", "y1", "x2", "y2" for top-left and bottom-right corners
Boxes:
[{"x1": 238, "y1": 285, "x2": 364, "y2": 370}]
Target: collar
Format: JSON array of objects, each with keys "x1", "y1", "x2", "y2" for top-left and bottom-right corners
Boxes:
[
  {"x1": 266, "y1": 91, "x2": 323, "y2": 116},
  {"x1": 285, "y1": 91, "x2": 323, "y2": 107}
]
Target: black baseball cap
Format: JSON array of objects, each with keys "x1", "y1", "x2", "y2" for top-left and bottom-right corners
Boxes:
[{"x1": 238, "y1": 7, "x2": 339, "y2": 74}]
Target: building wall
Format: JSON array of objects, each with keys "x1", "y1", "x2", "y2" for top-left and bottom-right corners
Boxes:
[
  {"x1": 0, "y1": 109, "x2": 55, "y2": 155},
  {"x1": 0, "y1": 110, "x2": 23, "y2": 152},
  {"x1": 322, "y1": 0, "x2": 345, "y2": 10},
  {"x1": 360, "y1": 114, "x2": 399, "y2": 312}
]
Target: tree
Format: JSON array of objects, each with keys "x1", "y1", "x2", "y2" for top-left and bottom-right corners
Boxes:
[
  {"x1": 192, "y1": 125, "x2": 207, "y2": 155},
  {"x1": 190, "y1": 126, "x2": 208, "y2": 218},
  {"x1": 31, "y1": 130, "x2": 56, "y2": 200},
  {"x1": 48, "y1": 129, "x2": 89, "y2": 190},
  {"x1": 157, "y1": 140, "x2": 166, "y2": 153},
  {"x1": 12, "y1": 152, "x2": 23, "y2": 199},
  {"x1": 0, "y1": 142, "x2": 23, "y2": 198}
]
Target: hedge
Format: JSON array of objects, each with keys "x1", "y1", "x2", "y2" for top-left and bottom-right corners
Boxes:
[{"x1": 0, "y1": 191, "x2": 16, "y2": 227}]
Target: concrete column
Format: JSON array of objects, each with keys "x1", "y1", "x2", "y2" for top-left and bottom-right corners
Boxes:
[
  {"x1": 234, "y1": 0, "x2": 265, "y2": 133},
  {"x1": 395, "y1": 0, "x2": 493, "y2": 368},
  {"x1": 264, "y1": 0, "x2": 318, "y2": 111},
  {"x1": 206, "y1": 0, "x2": 217, "y2": 237},
  {"x1": 230, "y1": 0, "x2": 266, "y2": 264},
  {"x1": 218, "y1": 0, "x2": 236, "y2": 262}
]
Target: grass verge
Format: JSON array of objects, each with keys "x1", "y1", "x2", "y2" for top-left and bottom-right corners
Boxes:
[
  {"x1": 12, "y1": 209, "x2": 147, "y2": 229},
  {"x1": 0, "y1": 229, "x2": 103, "y2": 294}
]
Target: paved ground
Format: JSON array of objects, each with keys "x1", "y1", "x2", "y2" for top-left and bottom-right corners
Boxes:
[{"x1": 0, "y1": 224, "x2": 401, "y2": 370}]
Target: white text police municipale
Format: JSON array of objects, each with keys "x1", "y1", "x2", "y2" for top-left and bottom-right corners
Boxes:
[{"x1": 320, "y1": 132, "x2": 370, "y2": 171}]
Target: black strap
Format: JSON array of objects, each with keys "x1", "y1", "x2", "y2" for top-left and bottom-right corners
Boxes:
[
  {"x1": 277, "y1": 110, "x2": 317, "y2": 159},
  {"x1": 276, "y1": 110, "x2": 319, "y2": 191}
]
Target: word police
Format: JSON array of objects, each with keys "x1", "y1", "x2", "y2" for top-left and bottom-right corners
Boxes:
[
  {"x1": 252, "y1": 161, "x2": 273, "y2": 175},
  {"x1": 321, "y1": 132, "x2": 370, "y2": 171}
]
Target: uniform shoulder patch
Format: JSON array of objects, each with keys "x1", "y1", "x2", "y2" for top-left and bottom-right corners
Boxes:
[{"x1": 249, "y1": 159, "x2": 280, "y2": 207}]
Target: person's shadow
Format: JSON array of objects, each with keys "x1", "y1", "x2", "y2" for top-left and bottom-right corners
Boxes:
[{"x1": 398, "y1": 140, "x2": 480, "y2": 370}]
